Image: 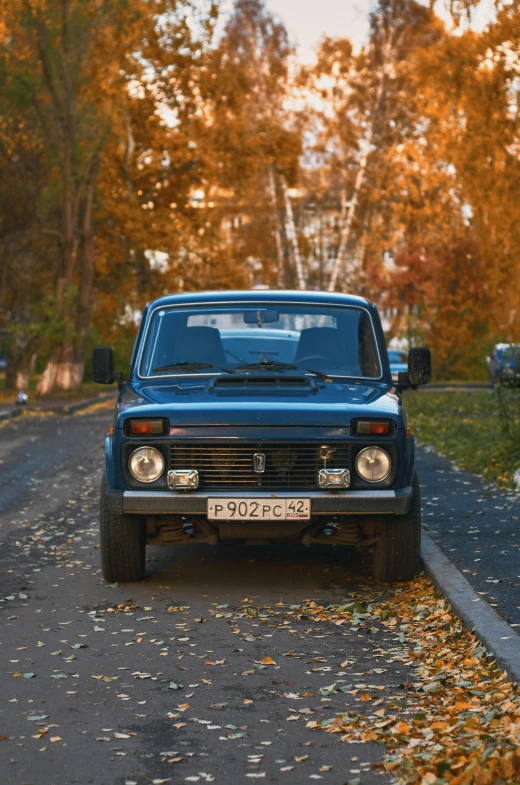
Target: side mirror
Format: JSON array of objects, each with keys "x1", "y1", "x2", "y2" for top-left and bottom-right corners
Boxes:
[
  {"x1": 92, "y1": 347, "x2": 114, "y2": 384},
  {"x1": 408, "y1": 347, "x2": 431, "y2": 386}
]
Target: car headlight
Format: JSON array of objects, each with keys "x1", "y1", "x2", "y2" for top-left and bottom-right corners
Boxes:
[
  {"x1": 355, "y1": 447, "x2": 391, "y2": 482},
  {"x1": 128, "y1": 446, "x2": 165, "y2": 483}
]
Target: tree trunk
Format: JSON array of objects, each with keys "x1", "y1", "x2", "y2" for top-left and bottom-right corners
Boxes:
[
  {"x1": 37, "y1": 161, "x2": 98, "y2": 395},
  {"x1": 268, "y1": 168, "x2": 286, "y2": 288},
  {"x1": 5, "y1": 355, "x2": 31, "y2": 391},
  {"x1": 280, "y1": 176, "x2": 306, "y2": 290},
  {"x1": 327, "y1": 31, "x2": 393, "y2": 293},
  {"x1": 72, "y1": 166, "x2": 97, "y2": 388}
]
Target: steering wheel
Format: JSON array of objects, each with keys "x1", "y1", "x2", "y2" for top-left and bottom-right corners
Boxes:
[{"x1": 295, "y1": 354, "x2": 336, "y2": 366}]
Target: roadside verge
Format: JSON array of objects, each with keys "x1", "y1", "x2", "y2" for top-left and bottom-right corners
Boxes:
[
  {"x1": 0, "y1": 391, "x2": 116, "y2": 420},
  {"x1": 421, "y1": 529, "x2": 520, "y2": 685}
]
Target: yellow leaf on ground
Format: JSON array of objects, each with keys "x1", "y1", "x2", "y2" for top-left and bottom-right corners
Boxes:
[
  {"x1": 360, "y1": 693, "x2": 372, "y2": 701},
  {"x1": 261, "y1": 657, "x2": 276, "y2": 665}
]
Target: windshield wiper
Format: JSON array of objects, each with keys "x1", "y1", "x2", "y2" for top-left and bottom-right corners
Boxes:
[
  {"x1": 152, "y1": 362, "x2": 234, "y2": 373},
  {"x1": 235, "y1": 362, "x2": 330, "y2": 382}
]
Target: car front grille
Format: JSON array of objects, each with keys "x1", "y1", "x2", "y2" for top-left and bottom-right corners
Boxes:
[{"x1": 170, "y1": 442, "x2": 351, "y2": 490}]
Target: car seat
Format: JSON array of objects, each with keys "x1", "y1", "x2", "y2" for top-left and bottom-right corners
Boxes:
[
  {"x1": 172, "y1": 326, "x2": 228, "y2": 367},
  {"x1": 294, "y1": 327, "x2": 360, "y2": 375}
]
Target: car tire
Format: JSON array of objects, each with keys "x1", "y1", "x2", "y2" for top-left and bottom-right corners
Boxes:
[
  {"x1": 100, "y1": 475, "x2": 146, "y2": 582},
  {"x1": 373, "y1": 473, "x2": 421, "y2": 583}
]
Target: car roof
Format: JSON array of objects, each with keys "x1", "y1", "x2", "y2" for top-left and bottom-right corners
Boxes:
[{"x1": 148, "y1": 290, "x2": 374, "y2": 310}]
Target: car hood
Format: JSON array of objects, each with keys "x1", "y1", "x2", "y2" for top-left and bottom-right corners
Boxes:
[{"x1": 116, "y1": 378, "x2": 402, "y2": 428}]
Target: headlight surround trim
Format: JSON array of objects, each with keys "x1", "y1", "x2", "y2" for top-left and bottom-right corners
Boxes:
[{"x1": 128, "y1": 445, "x2": 165, "y2": 483}]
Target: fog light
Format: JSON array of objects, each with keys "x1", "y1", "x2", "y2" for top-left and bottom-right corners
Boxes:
[
  {"x1": 167, "y1": 469, "x2": 199, "y2": 490},
  {"x1": 318, "y1": 468, "x2": 350, "y2": 489}
]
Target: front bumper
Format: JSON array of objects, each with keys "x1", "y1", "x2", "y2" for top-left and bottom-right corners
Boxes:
[{"x1": 107, "y1": 487, "x2": 413, "y2": 516}]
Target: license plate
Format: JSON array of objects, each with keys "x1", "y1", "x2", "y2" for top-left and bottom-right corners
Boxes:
[{"x1": 207, "y1": 498, "x2": 311, "y2": 521}]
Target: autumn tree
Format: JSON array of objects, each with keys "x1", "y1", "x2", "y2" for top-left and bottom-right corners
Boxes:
[
  {"x1": 0, "y1": 0, "x2": 229, "y2": 391},
  {"x1": 199, "y1": 0, "x2": 302, "y2": 289}
]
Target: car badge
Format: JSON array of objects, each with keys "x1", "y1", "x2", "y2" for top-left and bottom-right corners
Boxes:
[
  {"x1": 319, "y1": 445, "x2": 335, "y2": 462},
  {"x1": 253, "y1": 452, "x2": 266, "y2": 473}
]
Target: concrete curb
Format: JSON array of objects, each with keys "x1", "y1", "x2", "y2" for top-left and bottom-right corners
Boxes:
[
  {"x1": 421, "y1": 529, "x2": 520, "y2": 685},
  {"x1": 0, "y1": 391, "x2": 116, "y2": 420},
  {"x1": 0, "y1": 407, "x2": 23, "y2": 421},
  {"x1": 38, "y1": 391, "x2": 117, "y2": 415}
]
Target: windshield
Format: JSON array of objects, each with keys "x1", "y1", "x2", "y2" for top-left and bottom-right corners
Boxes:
[
  {"x1": 498, "y1": 346, "x2": 519, "y2": 363},
  {"x1": 139, "y1": 303, "x2": 382, "y2": 379}
]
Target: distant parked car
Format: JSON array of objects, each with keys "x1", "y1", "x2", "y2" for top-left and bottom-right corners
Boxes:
[
  {"x1": 486, "y1": 343, "x2": 520, "y2": 384},
  {"x1": 388, "y1": 350, "x2": 408, "y2": 384}
]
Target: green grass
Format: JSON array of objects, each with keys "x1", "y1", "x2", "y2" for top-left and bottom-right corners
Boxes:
[{"x1": 403, "y1": 390, "x2": 520, "y2": 488}]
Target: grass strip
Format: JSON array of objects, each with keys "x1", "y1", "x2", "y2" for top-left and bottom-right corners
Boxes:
[{"x1": 403, "y1": 391, "x2": 520, "y2": 488}]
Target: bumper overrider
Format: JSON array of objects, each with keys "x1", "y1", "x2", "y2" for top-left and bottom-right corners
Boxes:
[{"x1": 107, "y1": 487, "x2": 413, "y2": 517}]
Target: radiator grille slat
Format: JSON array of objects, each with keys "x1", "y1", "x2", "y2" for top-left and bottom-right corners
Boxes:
[{"x1": 170, "y1": 442, "x2": 350, "y2": 490}]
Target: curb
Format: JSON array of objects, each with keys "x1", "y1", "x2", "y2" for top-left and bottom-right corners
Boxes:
[
  {"x1": 0, "y1": 407, "x2": 23, "y2": 421},
  {"x1": 38, "y1": 391, "x2": 116, "y2": 415},
  {"x1": 421, "y1": 529, "x2": 520, "y2": 685},
  {"x1": 0, "y1": 391, "x2": 116, "y2": 420}
]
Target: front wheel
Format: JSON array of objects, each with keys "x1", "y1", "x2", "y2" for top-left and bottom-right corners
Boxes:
[
  {"x1": 100, "y1": 475, "x2": 146, "y2": 582},
  {"x1": 373, "y1": 473, "x2": 421, "y2": 582}
]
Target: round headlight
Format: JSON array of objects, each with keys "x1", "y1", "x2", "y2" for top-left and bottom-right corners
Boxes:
[
  {"x1": 128, "y1": 446, "x2": 165, "y2": 483},
  {"x1": 355, "y1": 447, "x2": 391, "y2": 483}
]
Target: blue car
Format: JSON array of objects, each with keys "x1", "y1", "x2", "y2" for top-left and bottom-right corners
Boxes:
[
  {"x1": 486, "y1": 343, "x2": 520, "y2": 384},
  {"x1": 93, "y1": 291, "x2": 431, "y2": 583},
  {"x1": 388, "y1": 350, "x2": 408, "y2": 384}
]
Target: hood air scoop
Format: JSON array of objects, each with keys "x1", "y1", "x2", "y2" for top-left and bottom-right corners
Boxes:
[{"x1": 208, "y1": 374, "x2": 317, "y2": 394}]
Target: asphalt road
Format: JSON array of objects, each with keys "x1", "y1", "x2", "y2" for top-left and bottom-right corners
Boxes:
[
  {"x1": 0, "y1": 409, "x2": 518, "y2": 785},
  {"x1": 416, "y1": 446, "x2": 520, "y2": 627}
]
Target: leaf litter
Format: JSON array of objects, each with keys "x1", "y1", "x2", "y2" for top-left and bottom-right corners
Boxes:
[{"x1": 296, "y1": 577, "x2": 520, "y2": 784}]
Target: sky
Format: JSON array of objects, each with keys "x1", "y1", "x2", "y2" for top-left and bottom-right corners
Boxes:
[{"x1": 262, "y1": 0, "x2": 498, "y2": 62}]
